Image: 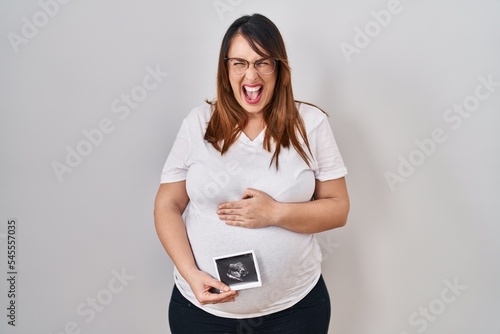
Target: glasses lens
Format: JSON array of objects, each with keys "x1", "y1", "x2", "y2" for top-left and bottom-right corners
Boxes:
[
  {"x1": 227, "y1": 58, "x2": 276, "y2": 75},
  {"x1": 255, "y1": 59, "x2": 276, "y2": 75},
  {"x1": 227, "y1": 59, "x2": 248, "y2": 74}
]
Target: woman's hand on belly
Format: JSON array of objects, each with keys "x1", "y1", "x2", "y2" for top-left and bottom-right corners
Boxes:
[
  {"x1": 186, "y1": 269, "x2": 238, "y2": 305},
  {"x1": 217, "y1": 188, "x2": 280, "y2": 229},
  {"x1": 217, "y1": 178, "x2": 349, "y2": 233}
]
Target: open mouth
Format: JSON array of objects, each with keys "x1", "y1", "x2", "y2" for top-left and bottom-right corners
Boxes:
[{"x1": 242, "y1": 85, "x2": 263, "y2": 104}]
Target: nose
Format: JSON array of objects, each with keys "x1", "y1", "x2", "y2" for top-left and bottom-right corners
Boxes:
[{"x1": 245, "y1": 65, "x2": 259, "y2": 82}]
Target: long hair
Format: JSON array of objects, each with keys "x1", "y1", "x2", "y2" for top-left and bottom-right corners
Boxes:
[{"x1": 204, "y1": 13, "x2": 312, "y2": 169}]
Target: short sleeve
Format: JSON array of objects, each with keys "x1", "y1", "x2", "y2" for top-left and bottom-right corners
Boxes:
[
  {"x1": 160, "y1": 118, "x2": 191, "y2": 183},
  {"x1": 312, "y1": 114, "x2": 348, "y2": 181}
]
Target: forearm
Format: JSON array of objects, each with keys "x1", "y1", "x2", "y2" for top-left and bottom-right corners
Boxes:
[
  {"x1": 154, "y1": 207, "x2": 198, "y2": 279},
  {"x1": 274, "y1": 197, "x2": 349, "y2": 234},
  {"x1": 155, "y1": 205, "x2": 238, "y2": 303}
]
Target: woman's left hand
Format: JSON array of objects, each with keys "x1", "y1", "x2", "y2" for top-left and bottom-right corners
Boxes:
[{"x1": 218, "y1": 188, "x2": 280, "y2": 228}]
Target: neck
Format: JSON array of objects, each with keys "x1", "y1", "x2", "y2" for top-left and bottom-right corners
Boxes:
[{"x1": 243, "y1": 115, "x2": 265, "y2": 141}]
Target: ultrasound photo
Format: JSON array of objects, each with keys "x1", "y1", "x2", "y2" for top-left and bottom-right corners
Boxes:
[{"x1": 213, "y1": 250, "x2": 262, "y2": 290}]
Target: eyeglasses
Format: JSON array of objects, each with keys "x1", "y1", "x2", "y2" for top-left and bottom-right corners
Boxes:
[{"x1": 225, "y1": 57, "x2": 277, "y2": 75}]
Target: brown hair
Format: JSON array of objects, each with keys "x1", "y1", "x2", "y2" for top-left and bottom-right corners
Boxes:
[{"x1": 204, "y1": 14, "x2": 312, "y2": 169}]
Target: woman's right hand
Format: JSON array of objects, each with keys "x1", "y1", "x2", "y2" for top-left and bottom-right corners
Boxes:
[{"x1": 187, "y1": 270, "x2": 238, "y2": 305}]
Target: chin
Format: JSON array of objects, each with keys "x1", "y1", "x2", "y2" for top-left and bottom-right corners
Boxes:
[{"x1": 242, "y1": 104, "x2": 264, "y2": 114}]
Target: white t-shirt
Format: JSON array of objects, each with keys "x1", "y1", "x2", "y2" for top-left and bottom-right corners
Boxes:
[{"x1": 160, "y1": 102, "x2": 347, "y2": 319}]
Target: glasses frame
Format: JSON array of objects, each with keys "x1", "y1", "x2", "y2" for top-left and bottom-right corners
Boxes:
[{"x1": 225, "y1": 57, "x2": 277, "y2": 75}]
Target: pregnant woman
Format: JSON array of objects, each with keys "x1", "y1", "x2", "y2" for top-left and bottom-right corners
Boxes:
[{"x1": 154, "y1": 13, "x2": 349, "y2": 334}]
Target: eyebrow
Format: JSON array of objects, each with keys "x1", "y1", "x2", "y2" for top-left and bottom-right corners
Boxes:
[{"x1": 227, "y1": 57, "x2": 271, "y2": 61}]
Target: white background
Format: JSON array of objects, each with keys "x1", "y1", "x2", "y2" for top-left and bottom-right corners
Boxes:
[{"x1": 1, "y1": 0, "x2": 499, "y2": 333}]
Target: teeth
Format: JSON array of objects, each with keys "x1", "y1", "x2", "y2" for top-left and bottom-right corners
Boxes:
[{"x1": 244, "y1": 86, "x2": 262, "y2": 92}]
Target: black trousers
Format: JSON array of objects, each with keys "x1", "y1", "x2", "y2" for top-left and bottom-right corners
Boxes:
[{"x1": 168, "y1": 275, "x2": 331, "y2": 334}]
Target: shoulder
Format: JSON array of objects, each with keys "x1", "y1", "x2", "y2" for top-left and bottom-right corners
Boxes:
[
  {"x1": 178, "y1": 103, "x2": 212, "y2": 135},
  {"x1": 173, "y1": 104, "x2": 212, "y2": 142},
  {"x1": 297, "y1": 102, "x2": 329, "y2": 131},
  {"x1": 184, "y1": 103, "x2": 212, "y2": 124}
]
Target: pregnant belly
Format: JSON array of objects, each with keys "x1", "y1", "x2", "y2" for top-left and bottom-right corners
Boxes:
[{"x1": 185, "y1": 215, "x2": 322, "y2": 317}]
